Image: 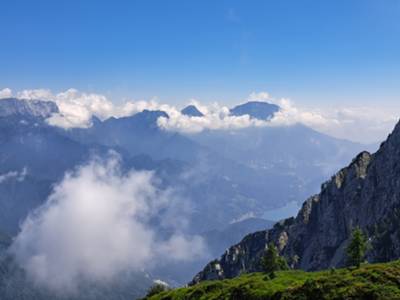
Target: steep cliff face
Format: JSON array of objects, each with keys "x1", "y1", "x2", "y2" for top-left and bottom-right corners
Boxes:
[{"x1": 192, "y1": 121, "x2": 400, "y2": 284}]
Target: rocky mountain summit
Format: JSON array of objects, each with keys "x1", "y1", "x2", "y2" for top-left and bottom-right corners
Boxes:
[
  {"x1": 229, "y1": 101, "x2": 280, "y2": 120},
  {"x1": 181, "y1": 105, "x2": 204, "y2": 117},
  {"x1": 192, "y1": 120, "x2": 400, "y2": 284},
  {"x1": 0, "y1": 98, "x2": 58, "y2": 118}
]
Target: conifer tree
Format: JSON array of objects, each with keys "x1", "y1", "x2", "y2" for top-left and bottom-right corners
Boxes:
[
  {"x1": 261, "y1": 242, "x2": 288, "y2": 277},
  {"x1": 346, "y1": 226, "x2": 368, "y2": 268}
]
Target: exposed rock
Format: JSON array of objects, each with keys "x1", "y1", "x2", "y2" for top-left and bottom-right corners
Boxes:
[
  {"x1": 229, "y1": 101, "x2": 280, "y2": 120},
  {"x1": 192, "y1": 121, "x2": 400, "y2": 284},
  {"x1": 181, "y1": 105, "x2": 204, "y2": 117},
  {"x1": 0, "y1": 98, "x2": 58, "y2": 118}
]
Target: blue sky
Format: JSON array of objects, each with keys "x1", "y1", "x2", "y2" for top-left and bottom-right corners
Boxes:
[{"x1": 1, "y1": 0, "x2": 400, "y2": 106}]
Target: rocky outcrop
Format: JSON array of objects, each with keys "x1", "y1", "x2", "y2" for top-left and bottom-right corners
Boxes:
[
  {"x1": 0, "y1": 98, "x2": 58, "y2": 118},
  {"x1": 192, "y1": 121, "x2": 400, "y2": 284}
]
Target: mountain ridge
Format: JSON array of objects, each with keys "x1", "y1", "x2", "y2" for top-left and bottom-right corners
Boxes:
[
  {"x1": 192, "y1": 119, "x2": 400, "y2": 284},
  {"x1": 0, "y1": 97, "x2": 384, "y2": 297},
  {"x1": 0, "y1": 98, "x2": 58, "y2": 119}
]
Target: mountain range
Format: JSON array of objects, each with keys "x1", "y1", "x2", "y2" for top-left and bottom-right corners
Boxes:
[
  {"x1": 0, "y1": 97, "x2": 376, "y2": 298},
  {"x1": 0, "y1": 98, "x2": 371, "y2": 235}
]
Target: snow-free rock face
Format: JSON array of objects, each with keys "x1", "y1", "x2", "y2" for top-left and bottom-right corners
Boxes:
[
  {"x1": 192, "y1": 120, "x2": 400, "y2": 284},
  {"x1": 0, "y1": 98, "x2": 58, "y2": 118},
  {"x1": 181, "y1": 105, "x2": 204, "y2": 117},
  {"x1": 229, "y1": 101, "x2": 280, "y2": 120}
]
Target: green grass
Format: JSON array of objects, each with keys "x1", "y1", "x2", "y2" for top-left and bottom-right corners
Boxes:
[{"x1": 142, "y1": 260, "x2": 400, "y2": 300}]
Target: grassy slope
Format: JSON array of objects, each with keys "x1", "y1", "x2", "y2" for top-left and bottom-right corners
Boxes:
[{"x1": 143, "y1": 260, "x2": 400, "y2": 300}]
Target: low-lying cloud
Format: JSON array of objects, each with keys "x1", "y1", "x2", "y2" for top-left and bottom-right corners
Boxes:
[
  {"x1": 157, "y1": 100, "x2": 270, "y2": 133},
  {"x1": 11, "y1": 153, "x2": 205, "y2": 292},
  {"x1": 268, "y1": 99, "x2": 399, "y2": 143},
  {"x1": 2, "y1": 88, "x2": 158, "y2": 128},
  {"x1": 21, "y1": 88, "x2": 141, "y2": 128},
  {"x1": 2, "y1": 87, "x2": 399, "y2": 143},
  {"x1": 158, "y1": 97, "x2": 399, "y2": 143}
]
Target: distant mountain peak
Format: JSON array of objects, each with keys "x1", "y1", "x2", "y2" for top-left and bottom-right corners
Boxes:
[
  {"x1": 0, "y1": 98, "x2": 58, "y2": 119},
  {"x1": 181, "y1": 105, "x2": 204, "y2": 117},
  {"x1": 101, "y1": 109, "x2": 169, "y2": 130},
  {"x1": 230, "y1": 101, "x2": 280, "y2": 120},
  {"x1": 137, "y1": 109, "x2": 169, "y2": 118}
]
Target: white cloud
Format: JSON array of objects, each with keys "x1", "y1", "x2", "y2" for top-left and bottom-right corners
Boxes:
[
  {"x1": 166, "y1": 96, "x2": 399, "y2": 143},
  {"x1": 47, "y1": 89, "x2": 115, "y2": 128},
  {"x1": 267, "y1": 98, "x2": 338, "y2": 128},
  {"x1": 11, "y1": 153, "x2": 206, "y2": 293},
  {"x1": 157, "y1": 101, "x2": 270, "y2": 133},
  {"x1": 156, "y1": 92, "x2": 341, "y2": 134},
  {"x1": 0, "y1": 88, "x2": 13, "y2": 99},
  {"x1": 0, "y1": 168, "x2": 27, "y2": 184},
  {"x1": 13, "y1": 88, "x2": 399, "y2": 143},
  {"x1": 17, "y1": 88, "x2": 177, "y2": 129},
  {"x1": 12, "y1": 88, "x2": 325, "y2": 133},
  {"x1": 264, "y1": 98, "x2": 399, "y2": 143},
  {"x1": 17, "y1": 88, "x2": 273, "y2": 132},
  {"x1": 14, "y1": 88, "x2": 278, "y2": 132},
  {"x1": 17, "y1": 89, "x2": 54, "y2": 101},
  {"x1": 316, "y1": 106, "x2": 399, "y2": 143}
]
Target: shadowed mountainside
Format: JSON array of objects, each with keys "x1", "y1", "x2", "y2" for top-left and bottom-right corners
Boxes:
[{"x1": 193, "y1": 119, "x2": 400, "y2": 283}]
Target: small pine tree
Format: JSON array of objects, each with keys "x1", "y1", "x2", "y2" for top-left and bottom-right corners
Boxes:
[
  {"x1": 346, "y1": 226, "x2": 368, "y2": 268},
  {"x1": 261, "y1": 242, "x2": 288, "y2": 277},
  {"x1": 278, "y1": 255, "x2": 289, "y2": 271}
]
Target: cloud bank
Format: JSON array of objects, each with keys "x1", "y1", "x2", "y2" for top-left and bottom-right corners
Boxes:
[
  {"x1": 7, "y1": 88, "x2": 276, "y2": 132},
  {"x1": 11, "y1": 154, "x2": 205, "y2": 292},
  {"x1": 159, "y1": 97, "x2": 399, "y2": 143},
  {"x1": 2, "y1": 87, "x2": 399, "y2": 143},
  {"x1": 15, "y1": 88, "x2": 140, "y2": 128},
  {"x1": 268, "y1": 99, "x2": 399, "y2": 143},
  {"x1": 157, "y1": 100, "x2": 270, "y2": 133}
]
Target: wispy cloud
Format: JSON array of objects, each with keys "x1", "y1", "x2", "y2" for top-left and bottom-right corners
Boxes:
[{"x1": 0, "y1": 168, "x2": 27, "y2": 184}]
